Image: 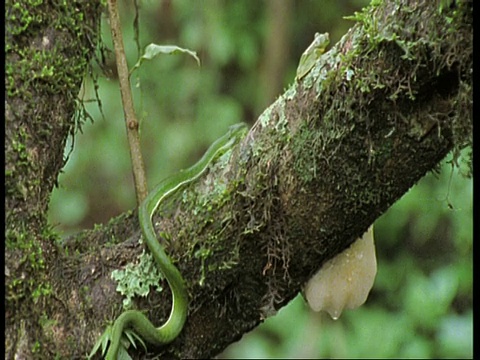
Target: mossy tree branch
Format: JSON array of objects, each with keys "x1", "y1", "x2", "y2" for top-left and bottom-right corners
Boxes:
[
  {"x1": 4, "y1": 0, "x2": 471, "y2": 359},
  {"x1": 5, "y1": 0, "x2": 102, "y2": 358}
]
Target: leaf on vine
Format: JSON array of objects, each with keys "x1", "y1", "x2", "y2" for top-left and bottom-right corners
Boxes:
[{"x1": 130, "y1": 43, "x2": 200, "y2": 75}]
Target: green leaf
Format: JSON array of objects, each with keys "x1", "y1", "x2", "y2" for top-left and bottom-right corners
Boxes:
[
  {"x1": 87, "y1": 325, "x2": 112, "y2": 359},
  {"x1": 130, "y1": 44, "x2": 200, "y2": 75},
  {"x1": 124, "y1": 330, "x2": 137, "y2": 349},
  {"x1": 125, "y1": 329, "x2": 147, "y2": 352}
]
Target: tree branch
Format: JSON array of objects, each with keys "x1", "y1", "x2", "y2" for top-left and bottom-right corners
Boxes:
[
  {"x1": 5, "y1": 0, "x2": 102, "y2": 357},
  {"x1": 5, "y1": 0, "x2": 472, "y2": 359}
]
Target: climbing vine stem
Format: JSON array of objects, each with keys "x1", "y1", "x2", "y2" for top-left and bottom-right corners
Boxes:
[{"x1": 107, "y1": 0, "x2": 148, "y2": 204}]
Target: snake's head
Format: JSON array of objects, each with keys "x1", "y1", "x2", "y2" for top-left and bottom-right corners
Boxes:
[
  {"x1": 228, "y1": 123, "x2": 249, "y2": 138},
  {"x1": 225, "y1": 123, "x2": 249, "y2": 149}
]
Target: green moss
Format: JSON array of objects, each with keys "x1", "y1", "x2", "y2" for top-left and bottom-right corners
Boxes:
[
  {"x1": 31, "y1": 340, "x2": 41, "y2": 354},
  {"x1": 5, "y1": 224, "x2": 51, "y2": 304},
  {"x1": 5, "y1": 2, "x2": 102, "y2": 356},
  {"x1": 6, "y1": 0, "x2": 101, "y2": 127},
  {"x1": 178, "y1": 148, "x2": 245, "y2": 287},
  {"x1": 6, "y1": 0, "x2": 43, "y2": 36},
  {"x1": 331, "y1": 0, "x2": 471, "y2": 176},
  {"x1": 5, "y1": 0, "x2": 100, "y2": 207}
]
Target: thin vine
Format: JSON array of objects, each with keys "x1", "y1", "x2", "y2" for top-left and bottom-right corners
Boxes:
[{"x1": 106, "y1": 0, "x2": 148, "y2": 204}]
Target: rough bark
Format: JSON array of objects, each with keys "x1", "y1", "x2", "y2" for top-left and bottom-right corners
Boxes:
[
  {"x1": 5, "y1": 0, "x2": 102, "y2": 358},
  {"x1": 5, "y1": 0, "x2": 472, "y2": 359}
]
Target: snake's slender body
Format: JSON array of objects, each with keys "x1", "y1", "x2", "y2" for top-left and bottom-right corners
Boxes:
[{"x1": 105, "y1": 123, "x2": 247, "y2": 360}]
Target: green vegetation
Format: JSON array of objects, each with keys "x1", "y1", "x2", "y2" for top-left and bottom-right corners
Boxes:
[{"x1": 47, "y1": 0, "x2": 471, "y2": 358}]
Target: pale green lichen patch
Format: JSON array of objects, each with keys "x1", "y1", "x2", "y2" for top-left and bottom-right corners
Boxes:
[
  {"x1": 283, "y1": 86, "x2": 296, "y2": 101},
  {"x1": 258, "y1": 105, "x2": 274, "y2": 128},
  {"x1": 111, "y1": 251, "x2": 165, "y2": 309}
]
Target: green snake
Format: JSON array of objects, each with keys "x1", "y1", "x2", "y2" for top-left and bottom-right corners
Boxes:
[{"x1": 105, "y1": 123, "x2": 248, "y2": 360}]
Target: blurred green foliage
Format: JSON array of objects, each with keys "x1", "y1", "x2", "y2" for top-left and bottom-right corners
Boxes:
[{"x1": 48, "y1": 0, "x2": 472, "y2": 358}]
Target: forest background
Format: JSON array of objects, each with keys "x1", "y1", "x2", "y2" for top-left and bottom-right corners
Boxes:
[{"x1": 47, "y1": 0, "x2": 472, "y2": 358}]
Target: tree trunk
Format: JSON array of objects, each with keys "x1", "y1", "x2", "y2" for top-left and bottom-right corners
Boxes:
[{"x1": 5, "y1": 0, "x2": 472, "y2": 359}]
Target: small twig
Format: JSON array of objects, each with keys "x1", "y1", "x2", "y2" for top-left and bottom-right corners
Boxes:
[{"x1": 107, "y1": 0, "x2": 148, "y2": 204}]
